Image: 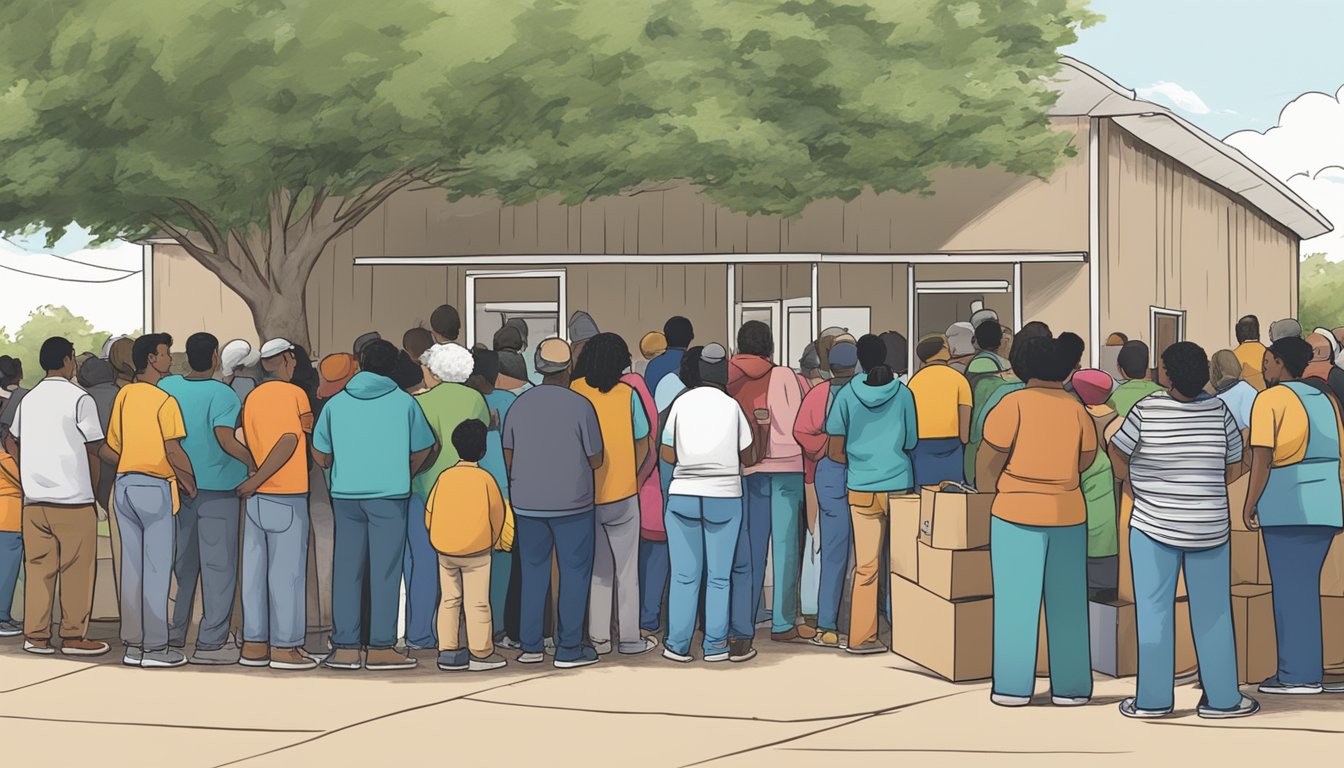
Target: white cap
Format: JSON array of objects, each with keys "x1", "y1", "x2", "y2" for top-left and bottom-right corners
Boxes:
[
  {"x1": 259, "y1": 338, "x2": 295, "y2": 359},
  {"x1": 220, "y1": 339, "x2": 260, "y2": 371}
]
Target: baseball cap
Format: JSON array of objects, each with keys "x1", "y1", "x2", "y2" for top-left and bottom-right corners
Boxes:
[
  {"x1": 1269, "y1": 318, "x2": 1302, "y2": 342},
  {"x1": 568, "y1": 311, "x2": 599, "y2": 344},
  {"x1": 1072, "y1": 368, "x2": 1115, "y2": 407},
  {"x1": 353, "y1": 331, "x2": 382, "y2": 356},
  {"x1": 317, "y1": 353, "x2": 359, "y2": 399},
  {"x1": 259, "y1": 338, "x2": 295, "y2": 359},
  {"x1": 535, "y1": 337, "x2": 572, "y2": 375},
  {"x1": 699, "y1": 342, "x2": 729, "y2": 385},
  {"x1": 828, "y1": 341, "x2": 859, "y2": 369}
]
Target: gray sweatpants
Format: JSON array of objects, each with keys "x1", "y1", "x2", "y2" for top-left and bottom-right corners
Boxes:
[
  {"x1": 115, "y1": 474, "x2": 176, "y2": 652},
  {"x1": 169, "y1": 490, "x2": 240, "y2": 650},
  {"x1": 589, "y1": 496, "x2": 643, "y2": 653},
  {"x1": 242, "y1": 493, "x2": 310, "y2": 648}
]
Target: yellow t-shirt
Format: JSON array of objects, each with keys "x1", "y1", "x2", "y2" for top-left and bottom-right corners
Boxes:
[
  {"x1": 424, "y1": 462, "x2": 506, "y2": 557},
  {"x1": 107, "y1": 382, "x2": 187, "y2": 512},
  {"x1": 571, "y1": 379, "x2": 643, "y2": 504},
  {"x1": 982, "y1": 386, "x2": 1096, "y2": 527},
  {"x1": 1235, "y1": 342, "x2": 1268, "y2": 392},
  {"x1": 0, "y1": 450, "x2": 21, "y2": 532},
  {"x1": 908, "y1": 363, "x2": 972, "y2": 439},
  {"x1": 1249, "y1": 385, "x2": 1310, "y2": 467}
]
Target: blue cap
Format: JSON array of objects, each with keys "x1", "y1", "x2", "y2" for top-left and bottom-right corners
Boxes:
[{"x1": 828, "y1": 342, "x2": 858, "y2": 369}]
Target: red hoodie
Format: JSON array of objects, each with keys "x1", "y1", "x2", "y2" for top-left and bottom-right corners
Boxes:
[{"x1": 727, "y1": 354, "x2": 804, "y2": 475}]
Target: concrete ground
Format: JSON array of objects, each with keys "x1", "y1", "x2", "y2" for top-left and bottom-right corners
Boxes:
[{"x1": 0, "y1": 621, "x2": 1337, "y2": 766}]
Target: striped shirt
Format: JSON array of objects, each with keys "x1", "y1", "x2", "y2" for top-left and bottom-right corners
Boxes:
[{"x1": 1110, "y1": 393, "x2": 1243, "y2": 549}]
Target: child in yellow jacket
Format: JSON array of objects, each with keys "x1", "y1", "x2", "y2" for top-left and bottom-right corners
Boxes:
[{"x1": 426, "y1": 419, "x2": 507, "y2": 672}]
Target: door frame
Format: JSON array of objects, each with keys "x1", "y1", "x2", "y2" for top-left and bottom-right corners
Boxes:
[
  {"x1": 907, "y1": 276, "x2": 1014, "y2": 374},
  {"x1": 735, "y1": 300, "x2": 783, "y2": 361},
  {"x1": 464, "y1": 269, "x2": 567, "y2": 348},
  {"x1": 1148, "y1": 306, "x2": 1187, "y2": 366}
]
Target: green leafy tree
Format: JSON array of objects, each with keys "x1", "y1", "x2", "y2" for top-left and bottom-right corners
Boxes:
[
  {"x1": 0, "y1": 0, "x2": 1098, "y2": 349},
  {"x1": 0, "y1": 306, "x2": 116, "y2": 386},
  {"x1": 1299, "y1": 253, "x2": 1344, "y2": 333}
]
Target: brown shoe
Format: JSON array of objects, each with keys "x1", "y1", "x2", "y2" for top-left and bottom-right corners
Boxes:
[
  {"x1": 269, "y1": 647, "x2": 318, "y2": 671},
  {"x1": 795, "y1": 624, "x2": 818, "y2": 640},
  {"x1": 365, "y1": 647, "x2": 418, "y2": 670},
  {"x1": 239, "y1": 642, "x2": 270, "y2": 667},
  {"x1": 60, "y1": 638, "x2": 111, "y2": 657},
  {"x1": 771, "y1": 627, "x2": 805, "y2": 643},
  {"x1": 728, "y1": 638, "x2": 757, "y2": 663},
  {"x1": 322, "y1": 648, "x2": 363, "y2": 670},
  {"x1": 23, "y1": 638, "x2": 55, "y2": 655}
]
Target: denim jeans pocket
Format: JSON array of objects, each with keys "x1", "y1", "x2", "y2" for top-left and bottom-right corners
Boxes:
[{"x1": 251, "y1": 497, "x2": 295, "y2": 534}]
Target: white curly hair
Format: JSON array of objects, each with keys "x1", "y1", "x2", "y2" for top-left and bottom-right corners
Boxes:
[{"x1": 421, "y1": 343, "x2": 474, "y2": 384}]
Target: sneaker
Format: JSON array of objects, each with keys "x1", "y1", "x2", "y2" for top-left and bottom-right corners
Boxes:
[
  {"x1": 704, "y1": 651, "x2": 730, "y2": 663},
  {"x1": 1118, "y1": 697, "x2": 1171, "y2": 718},
  {"x1": 1052, "y1": 695, "x2": 1091, "y2": 707},
  {"x1": 810, "y1": 630, "x2": 844, "y2": 649},
  {"x1": 122, "y1": 646, "x2": 143, "y2": 666},
  {"x1": 621, "y1": 636, "x2": 659, "y2": 655},
  {"x1": 592, "y1": 640, "x2": 613, "y2": 655},
  {"x1": 496, "y1": 635, "x2": 522, "y2": 651},
  {"x1": 1257, "y1": 677, "x2": 1323, "y2": 695},
  {"x1": 239, "y1": 642, "x2": 270, "y2": 667},
  {"x1": 469, "y1": 653, "x2": 508, "y2": 672},
  {"x1": 728, "y1": 638, "x2": 757, "y2": 663},
  {"x1": 990, "y1": 692, "x2": 1031, "y2": 708},
  {"x1": 322, "y1": 649, "x2": 364, "y2": 670},
  {"x1": 437, "y1": 649, "x2": 469, "y2": 671},
  {"x1": 191, "y1": 646, "x2": 241, "y2": 665},
  {"x1": 269, "y1": 647, "x2": 318, "y2": 671},
  {"x1": 60, "y1": 639, "x2": 110, "y2": 657},
  {"x1": 1197, "y1": 694, "x2": 1260, "y2": 719},
  {"x1": 1324, "y1": 680, "x2": 1344, "y2": 693},
  {"x1": 406, "y1": 641, "x2": 436, "y2": 651},
  {"x1": 0, "y1": 620, "x2": 21, "y2": 637},
  {"x1": 845, "y1": 639, "x2": 887, "y2": 655},
  {"x1": 543, "y1": 637, "x2": 557, "y2": 655},
  {"x1": 554, "y1": 645, "x2": 600, "y2": 669},
  {"x1": 662, "y1": 647, "x2": 693, "y2": 664},
  {"x1": 365, "y1": 648, "x2": 417, "y2": 670},
  {"x1": 517, "y1": 651, "x2": 545, "y2": 664},
  {"x1": 141, "y1": 648, "x2": 188, "y2": 668},
  {"x1": 22, "y1": 639, "x2": 54, "y2": 655}
]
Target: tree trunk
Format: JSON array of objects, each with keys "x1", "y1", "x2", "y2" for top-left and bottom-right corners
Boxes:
[{"x1": 248, "y1": 277, "x2": 313, "y2": 355}]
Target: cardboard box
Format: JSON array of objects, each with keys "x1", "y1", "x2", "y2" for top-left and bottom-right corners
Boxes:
[
  {"x1": 1230, "y1": 530, "x2": 1264, "y2": 586},
  {"x1": 918, "y1": 485, "x2": 992, "y2": 550},
  {"x1": 1324, "y1": 597, "x2": 1344, "y2": 674},
  {"x1": 1321, "y1": 534, "x2": 1344, "y2": 596},
  {"x1": 1035, "y1": 609, "x2": 1049, "y2": 677},
  {"x1": 1090, "y1": 599, "x2": 1138, "y2": 678},
  {"x1": 1228, "y1": 474, "x2": 1252, "y2": 532},
  {"x1": 890, "y1": 574, "x2": 993, "y2": 682},
  {"x1": 1174, "y1": 598, "x2": 1197, "y2": 677},
  {"x1": 1231, "y1": 584, "x2": 1277, "y2": 685},
  {"x1": 890, "y1": 493, "x2": 921, "y2": 582},
  {"x1": 916, "y1": 542, "x2": 992, "y2": 600}
]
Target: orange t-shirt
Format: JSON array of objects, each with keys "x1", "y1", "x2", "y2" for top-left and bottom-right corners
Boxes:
[
  {"x1": 242, "y1": 381, "x2": 312, "y2": 495},
  {"x1": 982, "y1": 386, "x2": 1096, "y2": 527},
  {"x1": 0, "y1": 450, "x2": 20, "y2": 532}
]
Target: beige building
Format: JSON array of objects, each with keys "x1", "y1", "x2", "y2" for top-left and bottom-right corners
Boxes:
[{"x1": 147, "y1": 58, "x2": 1331, "y2": 372}]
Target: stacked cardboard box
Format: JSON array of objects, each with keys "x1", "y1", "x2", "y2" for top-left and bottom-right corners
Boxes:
[{"x1": 889, "y1": 487, "x2": 993, "y2": 682}]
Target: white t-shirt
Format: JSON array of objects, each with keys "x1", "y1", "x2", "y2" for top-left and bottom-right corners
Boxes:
[
  {"x1": 661, "y1": 386, "x2": 752, "y2": 498},
  {"x1": 11, "y1": 377, "x2": 105, "y2": 505}
]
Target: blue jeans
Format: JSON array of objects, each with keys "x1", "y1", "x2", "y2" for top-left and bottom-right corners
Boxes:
[
  {"x1": 743, "y1": 472, "x2": 804, "y2": 634},
  {"x1": 115, "y1": 474, "x2": 176, "y2": 652},
  {"x1": 490, "y1": 550, "x2": 511, "y2": 634},
  {"x1": 242, "y1": 494, "x2": 310, "y2": 648},
  {"x1": 0, "y1": 531, "x2": 20, "y2": 622},
  {"x1": 331, "y1": 497, "x2": 408, "y2": 650},
  {"x1": 1262, "y1": 525, "x2": 1339, "y2": 685},
  {"x1": 814, "y1": 458, "x2": 851, "y2": 632},
  {"x1": 403, "y1": 493, "x2": 438, "y2": 648},
  {"x1": 169, "y1": 490, "x2": 240, "y2": 650},
  {"x1": 1129, "y1": 529, "x2": 1239, "y2": 711},
  {"x1": 639, "y1": 538, "x2": 669, "y2": 632},
  {"x1": 911, "y1": 437, "x2": 965, "y2": 489},
  {"x1": 990, "y1": 517, "x2": 1092, "y2": 699},
  {"x1": 665, "y1": 495, "x2": 744, "y2": 656},
  {"x1": 516, "y1": 511, "x2": 595, "y2": 659}
]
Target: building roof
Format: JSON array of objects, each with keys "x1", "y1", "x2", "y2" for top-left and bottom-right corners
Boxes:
[{"x1": 1052, "y1": 57, "x2": 1332, "y2": 240}]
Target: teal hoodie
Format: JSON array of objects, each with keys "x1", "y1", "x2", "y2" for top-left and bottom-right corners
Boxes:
[
  {"x1": 825, "y1": 377, "x2": 918, "y2": 492},
  {"x1": 313, "y1": 371, "x2": 435, "y2": 500}
]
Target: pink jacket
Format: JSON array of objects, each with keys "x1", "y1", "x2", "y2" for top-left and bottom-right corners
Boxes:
[
  {"x1": 793, "y1": 379, "x2": 832, "y2": 484},
  {"x1": 622, "y1": 373, "x2": 665, "y2": 541},
  {"x1": 727, "y1": 355, "x2": 805, "y2": 476}
]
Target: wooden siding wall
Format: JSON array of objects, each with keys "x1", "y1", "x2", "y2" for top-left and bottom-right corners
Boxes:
[{"x1": 1099, "y1": 121, "x2": 1298, "y2": 354}]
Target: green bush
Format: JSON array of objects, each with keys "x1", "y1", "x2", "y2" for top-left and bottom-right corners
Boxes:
[
  {"x1": 0, "y1": 305, "x2": 126, "y2": 386},
  {"x1": 1299, "y1": 253, "x2": 1344, "y2": 334}
]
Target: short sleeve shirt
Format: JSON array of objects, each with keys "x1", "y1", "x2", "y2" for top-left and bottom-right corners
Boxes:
[
  {"x1": 908, "y1": 363, "x2": 972, "y2": 439},
  {"x1": 107, "y1": 382, "x2": 187, "y2": 511},
  {"x1": 502, "y1": 384, "x2": 603, "y2": 516},
  {"x1": 158, "y1": 376, "x2": 247, "y2": 491},
  {"x1": 11, "y1": 378, "x2": 104, "y2": 505},
  {"x1": 412, "y1": 383, "x2": 489, "y2": 500},
  {"x1": 242, "y1": 381, "x2": 312, "y2": 495},
  {"x1": 1249, "y1": 385, "x2": 1310, "y2": 467},
  {"x1": 661, "y1": 386, "x2": 752, "y2": 498},
  {"x1": 982, "y1": 386, "x2": 1095, "y2": 526}
]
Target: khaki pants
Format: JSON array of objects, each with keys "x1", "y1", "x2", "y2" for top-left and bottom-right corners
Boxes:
[
  {"x1": 23, "y1": 503, "x2": 98, "y2": 641},
  {"x1": 846, "y1": 491, "x2": 889, "y2": 648},
  {"x1": 437, "y1": 551, "x2": 493, "y2": 657}
]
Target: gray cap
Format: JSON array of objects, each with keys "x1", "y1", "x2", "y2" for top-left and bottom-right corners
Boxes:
[
  {"x1": 799, "y1": 342, "x2": 821, "y2": 372},
  {"x1": 945, "y1": 322, "x2": 976, "y2": 358},
  {"x1": 700, "y1": 343, "x2": 727, "y2": 364},
  {"x1": 1269, "y1": 318, "x2": 1302, "y2": 342},
  {"x1": 353, "y1": 331, "x2": 382, "y2": 356},
  {"x1": 568, "y1": 311, "x2": 599, "y2": 344},
  {"x1": 535, "y1": 337, "x2": 572, "y2": 375},
  {"x1": 819, "y1": 326, "x2": 848, "y2": 339},
  {"x1": 969, "y1": 299, "x2": 999, "y2": 330},
  {"x1": 699, "y1": 343, "x2": 729, "y2": 385}
]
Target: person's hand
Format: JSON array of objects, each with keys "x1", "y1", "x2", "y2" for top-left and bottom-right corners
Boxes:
[
  {"x1": 180, "y1": 478, "x2": 198, "y2": 499},
  {"x1": 237, "y1": 477, "x2": 260, "y2": 500},
  {"x1": 1243, "y1": 505, "x2": 1259, "y2": 531}
]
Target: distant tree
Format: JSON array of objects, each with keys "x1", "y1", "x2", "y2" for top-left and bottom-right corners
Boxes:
[
  {"x1": 0, "y1": 306, "x2": 115, "y2": 386},
  {"x1": 0, "y1": 0, "x2": 1098, "y2": 349},
  {"x1": 1299, "y1": 253, "x2": 1344, "y2": 332}
]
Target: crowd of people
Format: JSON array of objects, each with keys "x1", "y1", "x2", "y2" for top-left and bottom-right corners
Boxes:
[{"x1": 0, "y1": 300, "x2": 1341, "y2": 720}]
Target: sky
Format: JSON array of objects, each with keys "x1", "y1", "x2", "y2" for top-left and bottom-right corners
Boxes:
[{"x1": 0, "y1": 228, "x2": 144, "y2": 335}]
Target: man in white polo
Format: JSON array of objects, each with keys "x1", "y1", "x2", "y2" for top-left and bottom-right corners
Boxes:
[{"x1": 6, "y1": 336, "x2": 110, "y2": 657}]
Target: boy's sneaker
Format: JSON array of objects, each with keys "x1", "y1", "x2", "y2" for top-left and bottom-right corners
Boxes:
[
  {"x1": 810, "y1": 630, "x2": 844, "y2": 649},
  {"x1": 728, "y1": 638, "x2": 756, "y2": 663},
  {"x1": 0, "y1": 620, "x2": 22, "y2": 637},
  {"x1": 365, "y1": 648, "x2": 417, "y2": 670},
  {"x1": 845, "y1": 639, "x2": 887, "y2": 655},
  {"x1": 990, "y1": 692, "x2": 1031, "y2": 708},
  {"x1": 60, "y1": 639, "x2": 110, "y2": 657},
  {"x1": 1257, "y1": 677, "x2": 1322, "y2": 695},
  {"x1": 438, "y1": 649, "x2": 469, "y2": 671},
  {"x1": 191, "y1": 646, "x2": 240, "y2": 665},
  {"x1": 141, "y1": 648, "x2": 188, "y2": 668},
  {"x1": 322, "y1": 649, "x2": 364, "y2": 670},
  {"x1": 517, "y1": 651, "x2": 545, "y2": 664},
  {"x1": 469, "y1": 653, "x2": 508, "y2": 672},
  {"x1": 662, "y1": 647, "x2": 693, "y2": 664},
  {"x1": 270, "y1": 647, "x2": 318, "y2": 671},
  {"x1": 122, "y1": 646, "x2": 143, "y2": 666},
  {"x1": 22, "y1": 639, "x2": 54, "y2": 655},
  {"x1": 554, "y1": 645, "x2": 599, "y2": 669},
  {"x1": 239, "y1": 642, "x2": 270, "y2": 667},
  {"x1": 1197, "y1": 694, "x2": 1260, "y2": 719}
]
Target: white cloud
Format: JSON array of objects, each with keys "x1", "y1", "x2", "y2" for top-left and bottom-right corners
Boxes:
[
  {"x1": 1136, "y1": 81, "x2": 1212, "y2": 115},
  {"x1": 1226, "y1": 85, "x2": 1344, "y2": 262}
]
